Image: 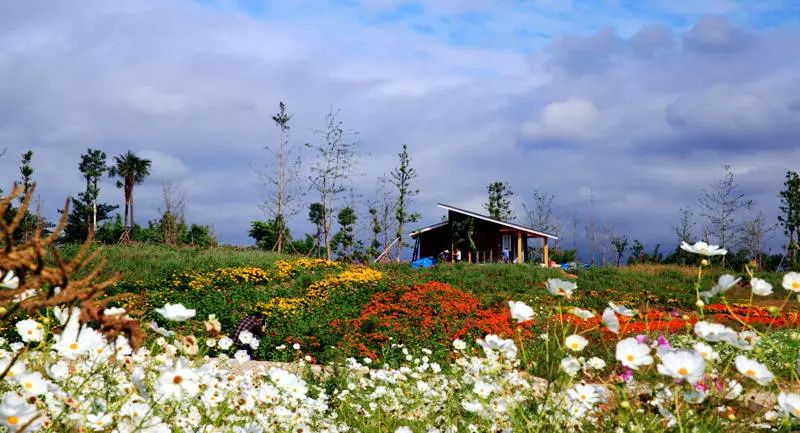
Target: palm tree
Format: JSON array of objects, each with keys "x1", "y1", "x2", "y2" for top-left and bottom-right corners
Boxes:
[{"x1": 109, "y1": 151, "x2": 152, "y2": 242}]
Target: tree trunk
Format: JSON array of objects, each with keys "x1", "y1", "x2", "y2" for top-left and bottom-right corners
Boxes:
[{"x1": 395, "y1": 226, "x2": 403, "y2": 262}]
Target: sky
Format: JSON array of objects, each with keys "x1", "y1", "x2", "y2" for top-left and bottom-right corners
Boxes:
[{"x1": 0, "y1": 0, "x2": 799, "y2": 259}]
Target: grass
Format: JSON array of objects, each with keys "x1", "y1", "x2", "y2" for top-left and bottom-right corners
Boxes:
[{"x1": 59, "y1": 243, "x2": 285, "y2": 283}]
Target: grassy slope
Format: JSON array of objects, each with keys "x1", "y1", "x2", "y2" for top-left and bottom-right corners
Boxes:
[{"x1": 59, "y1": 243, "x2": 284, "y2": 283}]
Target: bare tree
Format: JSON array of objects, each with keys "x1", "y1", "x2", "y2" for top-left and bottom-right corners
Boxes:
[
  {"x1": 261, "y1": 102, "x2": 303, "y2": 254},
  {"x1": 673, "y1": 207, "x2": 695, "y2": 244},
  {"x1": 586, "y1": 189, "x2": 597, "y2": 265},
  {"x1": 309, "y1": 109, "x2": 358, "y2": 260},
  {"x1": 524, "y1": 190, "x2": 562, "y2": 234},
  {"x1": 741, "y1": 212, "x2": 777, "y2": 266},
  {"x1": 158, "y1": 182, "x2": 186, "y2": 245},
  {"x1": 698, "y1": 165, "x2": 752, "y2": 251},
  {"x1": 371, "y1": 176, "x2": 397, "y2": 259}
]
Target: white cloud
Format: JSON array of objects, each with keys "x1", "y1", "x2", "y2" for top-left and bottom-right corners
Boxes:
[{"x1": 521, "y1": 98, "x2": 600, "y2": 141}]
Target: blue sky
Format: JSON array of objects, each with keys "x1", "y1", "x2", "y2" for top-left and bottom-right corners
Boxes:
[{"x1": 0, "y1": 0, "x2": 799, "y2": 261}]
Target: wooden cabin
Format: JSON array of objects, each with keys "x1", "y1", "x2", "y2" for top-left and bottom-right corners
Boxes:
[{"x1": 409, "y1": 203, "x2": 558, "y2": 264}]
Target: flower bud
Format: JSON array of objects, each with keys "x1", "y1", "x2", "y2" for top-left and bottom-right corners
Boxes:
[
  {"x1": 620, "y1": 401, "x2": 630, "y2": 409},
  {"x1": 768, "y1": 306, "x2": 780, "y2": 315},
  {"x1": 700, "y1": 259, "x2": 709, "y2": 266},
  {"x1": 695, "y1": 299, "x2": 705, "y2": 308}
]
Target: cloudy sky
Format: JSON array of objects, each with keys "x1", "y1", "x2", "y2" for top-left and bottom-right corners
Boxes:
[{"x1": 1, "y1": 0, "x2": 799, "y2": 258}]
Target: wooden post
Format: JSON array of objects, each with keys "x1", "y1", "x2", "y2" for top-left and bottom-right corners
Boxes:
[
  {"x1": 516, "y1": 231, "x2": 523, "y2": 264},
  {"x1": 543, "y1": 237, "x2": 549, "y2": 267}
]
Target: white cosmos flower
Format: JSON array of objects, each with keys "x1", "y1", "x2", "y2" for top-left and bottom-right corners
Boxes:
[
  {"x1": 570, "y1": 307, "x2": 594, "y2": 320},
  {"x1": 238, "y1": 330, "x2": 254, "y2": 345},
  {"x1": 52, "y1": 310, "x2": 106, "y2": 359},
  {"x1": 608, "y1": 302, "x2": 636, "y2": 317},
  {"x1": 155, "y1": 303, "x2": 196, "y2": 321},
  {"x1": 103, "y1": 307, "x2": 127, "y2": 317},
  {"x1": 508, "y1": 301, "x2": 534, "y2": 322},
  {"x1": 218, "y1": 336, "x2": 234, "y2": 350},
  {"x1": 778, "y1": 392, "x2": 800, "y2": 418},
  {"x1": 473, "y1": 380, "x2": 494, "y2": 399},
  {"x1": 692, "y1": 342, "x2": 720, "y2": 361},
  {"x1": 15, "y1": 319, "x2": 44, "y2": 342},
  {"x1": 0, "y1": 392, "x2": 39, "y2": 431},
  {"x1": 586, "y1": 357, "x2": 606, "y2": 370},
  {"x1": 234, "y1": 350, "x2": 250, "y2": 363},
  {"x1": 157, "y1": 358, "x2": 200, "y2": 400},
  {"x1": 564, "y1": 334, "x2": 588, "y2": 352},
  {"x1": 395, "y1": 427, "x2": 413, "y2": 433},
  {"x1": 694, "y1": 321, "x2": 738, "y2": 343},
  {"x1": 680, "y1": 241, "x2": 727, "y2": 256},
  {"x1": 560, "y1": 356, "x2": 581, "y2": 377},
  {"x1": 0, "y1": 271, "x2": 19, "y2": 289},
  {"x1": 87, "y1": 413, "x2": 113, "y2": 431},
  {"x1": 17, "y1": 372, "x2": 48, "y2": 396},
  {"x1": 615, "y1": 337, "x2": 653, "y2": 369},
  {"x1": 700, "y1": 274, "x2": 741, "y2": 300},
  {"x1": 452, "y1": 339, "x2": 467, "y2": 350},
  {"x1": 53, "y1": 306, "x2": 70, "y2": 325},
  {"x1": 734, "y1": 355, "x2": 773, "y2": 385},
  {"x1": 546, "y1": 279, "x2": 577, "y2": 298},
  {"x1": 602, "y1": 308, "x2": 620, "y2": 334},
  {"x1": 477, "y1": 334, "x2": 517, "y2": 359},
  {"x1": 149, "y1": 321, "x2": 175, "y2": 338},
  {"x1": 750, "y1": 278, "x2": 773, "y2": 296},
  {"x1": 783, "y1": 272, "x2": 800, "y2": 293},
  {"x1": 462, "y1": 400, "x2": 482, "y2": 413},
  {"x1": 567, "y1": 383, "x2": 605, "y2": 408},
  {"x1": 656, "y1": 349, "x2": 705, "y2": 384}
]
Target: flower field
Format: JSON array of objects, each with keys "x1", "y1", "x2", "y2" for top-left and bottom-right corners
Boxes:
[{"x1": 6, "y1": 192, "x2": 800, "y2": 433}]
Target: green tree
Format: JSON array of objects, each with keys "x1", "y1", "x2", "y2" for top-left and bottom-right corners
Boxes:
[
  {"x1": 332, "y1": 206, "x2": 357, "y2": 261},
  {"x1": 19, "y1": 150, "x2": 33, "y2": 199},
  {"x1": 79, "y1": 149, "x2": 112, "y2": 233},
  {"x1": 779, "y1": 171, "x2": 800, "y2": 268},
  {"x1": 14, "y1": 150, "x2": 52, "y2": 241},
  {"x1": 610, "y1": 235, "x2": 629, "y2": 267},
  {"x1": 308, "y1": 203, "x2": 325, "y2": 258},
  {"x1": 249, "y1": 220, "x2": 290, "y2": 251},
  {"x1": 64, "y1": 149, "x2": 118, "y2": 242},
  {"x1": 484, "y1": 181, "x2": 514, "y2": 221},
  {"x1": 390, "y1": 144, "x2": 420, "y2": 262},
  {"x1": 368, "y1": 207, "x2": 381, "y2": 259},
  {"x1": 698, "y1": 165, "x2": 752, "y2": 251},
  {"x1": 628, "y1": 240, "x2": 645, "y2": 265},
  {"x1": 108, "y1": 151, "x2": 152, "y2": 242}
]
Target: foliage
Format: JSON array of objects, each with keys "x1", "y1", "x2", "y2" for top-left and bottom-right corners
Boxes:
[
  {"x1": 249, "y1": 219, "x2": 291, "y2": 251},
  {"x1": 390, "y1": 144, "x2": 420, "y2": 261},
  {"x1": 332, "y1": 206, "x2": 357, "y2": 261},
  {"x1": 779, "y1": 170, "x2": 800, "y2": 269},
  {"x1": 484, "y1": 181, "x2": 514, "y2": 221},
  {"x1": 108, "y1": 150, "x2": 152, "y2": 240}
]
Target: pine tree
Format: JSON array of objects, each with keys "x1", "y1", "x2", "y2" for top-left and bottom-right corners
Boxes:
[
  {"x1": 778, "y1": 171, "x2": 800, "y2": 267},
  {"x1": 484, "y1": 181, "x2": 513, "y2": 221},
  {"x1": 390, "y1": 144, "x2": 420, "y2": 262}
]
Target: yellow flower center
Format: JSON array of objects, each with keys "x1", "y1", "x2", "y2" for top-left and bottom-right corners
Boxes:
[
  {"x1": 745, "y1": 369, "x2": 755, "y2": 377},
  {"x1": 7, "y1": 416, "x2": 18, "y2": 425},
  {"x1": 626, "y1": 355, "x2": 634, "y2": 362},
  {"x1": 69, "y1": 343, "x2": 79, "y2": 350},
  {"x1": 24, "y1": 382, "x2": 32, "y2": 389},
  {"x1": 793, "y1": 282, "x2": 800, "y2": 290},
  {"x1": 579, "y1": 394, "x2": 587, "y2": 400},
  {"x1": 570, "y1": 343, "x2": 578, "y2": 349},
  {"x1": 677, "y1": 367, "x2": 689, "y2": 376}
]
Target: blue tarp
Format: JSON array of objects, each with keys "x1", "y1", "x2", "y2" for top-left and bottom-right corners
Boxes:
[{"x1": 411, "y1": 257, "x2": 436, "y2": 268}]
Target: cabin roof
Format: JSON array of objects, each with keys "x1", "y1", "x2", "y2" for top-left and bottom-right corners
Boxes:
[{"x1": 409, "y1": 204, "x2": 558, "y2": 240}]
